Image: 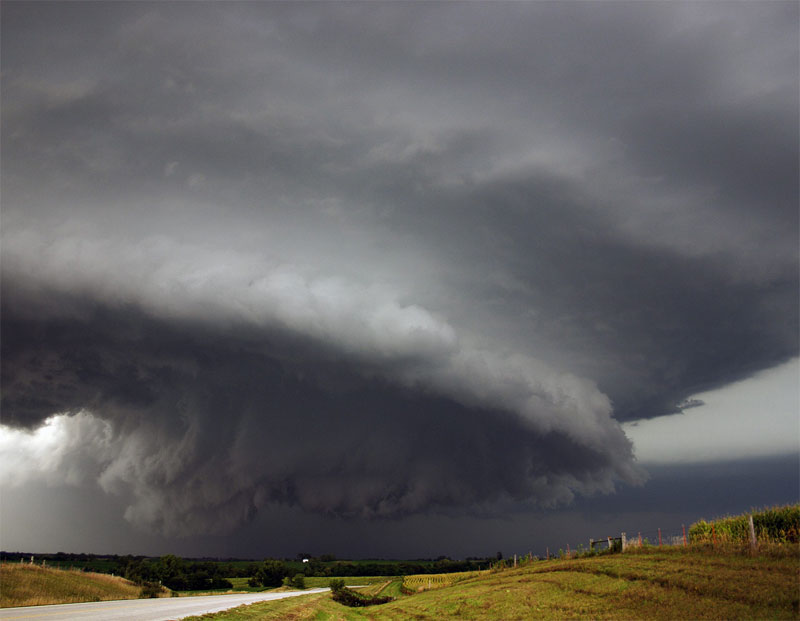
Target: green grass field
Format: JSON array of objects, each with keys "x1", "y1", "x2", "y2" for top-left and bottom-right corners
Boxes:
[
  {"x1": 186, "y1": 546, "x2": 800, "y2": 620},
  {"x1": 224, "y1": 576, "x2": 391, "y2": 592}
]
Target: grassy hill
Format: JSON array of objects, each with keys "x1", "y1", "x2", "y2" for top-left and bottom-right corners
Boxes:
[
  {"x1": 186, "y1": 546, "x2": 800, "y2": 620},
  {"x1": 0, "y1": 563, "x2": 156, "y2": 607}
]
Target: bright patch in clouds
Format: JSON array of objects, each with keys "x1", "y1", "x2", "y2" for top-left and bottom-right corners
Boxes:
[
  {"x1": 0, "y1": 411, "x2": 114, "y2": 487},
  {"x1": 624, "y1": 358, "x2": 799, "y2": 464}
]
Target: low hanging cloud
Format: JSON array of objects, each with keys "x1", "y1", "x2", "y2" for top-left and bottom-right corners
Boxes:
[{"x1": 2, "y1": 233, "x2": 642, "y2": 535}]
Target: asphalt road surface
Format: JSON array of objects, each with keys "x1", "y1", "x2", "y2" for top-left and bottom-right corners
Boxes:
[{"x1": 0, "y1": 588, "x2": 329, "y2": 621}]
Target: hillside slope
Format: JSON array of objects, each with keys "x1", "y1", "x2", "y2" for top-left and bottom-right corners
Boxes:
[
  {"x1": 188, "y1": 547, "x2": 800, "y2": 620},
  {"x1": 0, "y1": 563, "x2": 146, "y2": 607}
]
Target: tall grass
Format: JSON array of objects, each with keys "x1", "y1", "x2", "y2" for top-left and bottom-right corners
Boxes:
[
  {"x1": 689, "y1": 503, "x2": 800, "y2": 545},
  {"x1": 0, "y1": 562, "x2": 155, "y2": 607}
]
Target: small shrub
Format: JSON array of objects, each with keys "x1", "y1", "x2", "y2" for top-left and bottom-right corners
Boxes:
[
  {"x1": 329, "y1": 578, "x2": 345, "y2": 593},
  {"x1": 291, "y1": 573, "x2": 306, "y2": 589},
  {"x1": 139, "y1": 581, "x2": 164, "y2": 598}
]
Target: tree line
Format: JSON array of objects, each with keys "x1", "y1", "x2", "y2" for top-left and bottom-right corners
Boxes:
[
  {"x1": 0, "y1": 551, "x2": 494, "y2": 589},
  {"x1": 121, "y1": 555, "x2": 233, "y2": 591}
]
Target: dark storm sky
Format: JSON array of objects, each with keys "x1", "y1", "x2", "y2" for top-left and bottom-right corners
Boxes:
[{"x1": 1, "y1": 1, "x2": 797, "y2": 557}]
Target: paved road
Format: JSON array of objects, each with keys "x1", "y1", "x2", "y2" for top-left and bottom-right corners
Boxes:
[{"x1": 0, "y1": 588, "x2": 329, "y2": 621}]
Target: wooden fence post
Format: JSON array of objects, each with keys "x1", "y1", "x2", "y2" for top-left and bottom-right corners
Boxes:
[
  {"x1": 749, "y1": 514, "x2": 757, "y2": 550},
  {"x1": 682, "y1": 524, "x2": 687, "y2": 547},
  {"x1": 546, "y1": 547, "x2": 549, "y2": 561},
  {"x1": 621, "y1": 532, "x2": 627, "y2": 552},
  {"x1": 566, "y1": 543, "x2": 570, "y2": 559}
]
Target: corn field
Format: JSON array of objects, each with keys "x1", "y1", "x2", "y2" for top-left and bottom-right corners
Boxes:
[{"x1": 689, "y1": 504, "x2": 800, "y2": 544}]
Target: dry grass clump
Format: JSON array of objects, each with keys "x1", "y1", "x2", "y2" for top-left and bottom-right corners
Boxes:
[{"x1": 0, "y1": 562, "x2": 146, "y2": 608}]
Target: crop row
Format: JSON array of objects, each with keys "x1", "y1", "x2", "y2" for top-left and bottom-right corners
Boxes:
[
  {"x1": 402, "y1": 570, "x2": 483, "y2": 593},
  {"x1": 689, "y1": 504, "x2": 799, "y2": 544}
]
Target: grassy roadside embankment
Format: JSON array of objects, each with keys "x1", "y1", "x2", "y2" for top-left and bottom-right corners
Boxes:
[
  {"x1": 186, "y1": 546, "x2": 800, "y2": 620},
  {"x1": 0, "y1": 562, "x2": 153, "y2": 607},
  {"x1": 0, "y1": 564, "x2": 389, "y2": 608}
]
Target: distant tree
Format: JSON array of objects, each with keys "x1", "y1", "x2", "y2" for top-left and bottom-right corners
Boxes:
[
  {"x1": 496, "y1": 551, "x2": 503, "y2": 561},
  {"x1": 254, "y1": 560, "x2": 287, "y2": 588},
  {"x1": 245, "y1": 563, "x2": 260, "y2": 577},
  {"x1": 155, "y1": 554, "x2": 186, "y2": 588},
  {"x1": 305, "y1": 559, "x2": 324, "y2": 576}
]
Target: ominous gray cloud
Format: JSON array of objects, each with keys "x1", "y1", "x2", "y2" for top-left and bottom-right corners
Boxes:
[{"x1": 1, "y1": 1, "x2": 797, "y2": 545}]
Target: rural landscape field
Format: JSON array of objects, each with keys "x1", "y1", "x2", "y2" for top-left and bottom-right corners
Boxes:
[
  {"x1": 2, "y1": 3, "x2": 799, "y2": 621},
  {"x1": 2, "y1": 506, "x2": 798, "y2": 620},
  {"x1": 186, "y1": 547, "x2": 800, "y2": 620}
]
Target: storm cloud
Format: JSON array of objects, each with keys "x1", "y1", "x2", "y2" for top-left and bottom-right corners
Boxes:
[{"x1": 1, "y1": 1, "x2": 797, "y2": 541}]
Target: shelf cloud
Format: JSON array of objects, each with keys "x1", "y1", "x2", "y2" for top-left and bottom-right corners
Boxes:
[{"x1": 1, "y1": 1, "x2": 796, "y2": 541}]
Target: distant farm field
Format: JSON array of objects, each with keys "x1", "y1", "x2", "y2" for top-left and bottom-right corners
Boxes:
[
  {"x1": 187, "y1": 547, "x2": 800, "y2": 620},
  {"x1": 402, "y1": 571, "x2": 484, "y2": 593},
  {"x1": 0, "y1": 563, "x2": 147, "y2": 608}
]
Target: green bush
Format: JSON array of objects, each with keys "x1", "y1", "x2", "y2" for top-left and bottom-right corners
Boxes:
[
  {"x1": 248, "y1": 560, "x2": 288, "y2": 588},
  {"x1": 329, "y1": 578, "x2": 345, "y2": 593},
  {"x1": 291, "y1": 573, "x2": 306, "y2": 589}
]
